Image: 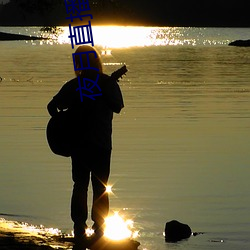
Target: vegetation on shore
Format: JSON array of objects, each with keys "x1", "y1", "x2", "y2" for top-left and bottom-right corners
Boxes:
[{"x1": 0, "y1": 0, "x2": 137, "y2": 26}]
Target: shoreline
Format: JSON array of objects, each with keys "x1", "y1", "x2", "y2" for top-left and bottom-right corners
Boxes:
[
  {"x1": 0, "y1": 31, "x2": 46, "y2": 41},
  {"x1": 0, "y1": 219, "x2": 71, "y2": 250},
  {"x1": 0, "y1": 232, "x2": 54, "y2": 250},
  {"x1": 0, "y1": 218, "x2": 140, "y2": 250}
]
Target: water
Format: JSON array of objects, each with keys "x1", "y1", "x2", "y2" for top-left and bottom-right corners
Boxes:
[{"x1": 0, "y1": 27, "x2": 250, "y2": 249}]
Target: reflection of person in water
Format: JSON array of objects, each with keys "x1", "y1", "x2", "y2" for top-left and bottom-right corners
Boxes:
[{"x1": 47, "y1": 45, "x2": 124, "y2": 243}]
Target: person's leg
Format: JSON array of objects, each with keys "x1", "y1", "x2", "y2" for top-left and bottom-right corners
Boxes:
[
  {"x1": 91, "y1": 149, "x2": 111, "y2": 234},
  {"x1": 71, "y1": 150, "x2": 90, "y2": 238}
]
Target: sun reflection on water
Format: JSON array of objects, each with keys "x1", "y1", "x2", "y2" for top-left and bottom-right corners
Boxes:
[
  {"x1": 53, "y1": 26, "x2": 155, "y2": 47},
  {"x1": 49, "y1": 26, "x2": 196, "y2": 47},
  {"x1": 93, "y1": 26, "x2": 153, "y2": 48},
  {"x1": 105, "y1": 184, "x2": 113, "y2": 194},
  {"x1": 104, "y1": 211, "x2": 139, "y2": 241},
  {"x1": 41, "y1": 26, "x2": 230, "y2": 48}
]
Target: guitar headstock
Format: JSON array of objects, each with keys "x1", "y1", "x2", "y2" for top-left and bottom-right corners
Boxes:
[{"x1": 110, "y1": 65, "x2": 128, "y2": 82}]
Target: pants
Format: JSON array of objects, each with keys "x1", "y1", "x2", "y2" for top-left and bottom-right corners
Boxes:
[{"x1": 71, "y1": 147, "x2": 111, "y2": 236}]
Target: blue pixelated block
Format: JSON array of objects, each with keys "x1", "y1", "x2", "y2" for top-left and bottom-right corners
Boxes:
[
  {"x1": 76, "y1": 74, "x2": 102, "y2": 101},
  {"x1": 64, "y1": 0, "x2": 91, "y2": 14},
  {"x1": 66, "y1": 13, "x2": 93, "y2": 22},
  {"x1": 68, "y1": 22, "x2": 94, "y2": 49},
  {"x1": 72, "y1": 51, "x2": 100, "y2": 72}
]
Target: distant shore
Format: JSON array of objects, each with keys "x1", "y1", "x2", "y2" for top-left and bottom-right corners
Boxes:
[
  {"x1": 0, "y1": 31, "x2": 46, "y2": 41},
  {"x1": 228, "y1": 39, "x2": 250, "y2": 47}
]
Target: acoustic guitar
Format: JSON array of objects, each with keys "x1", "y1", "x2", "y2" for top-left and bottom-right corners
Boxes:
[{"x1": 46, "y1": 65, "x2": 128, "y2": 157}]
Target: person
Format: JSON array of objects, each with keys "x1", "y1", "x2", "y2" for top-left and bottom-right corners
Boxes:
[{"x1": 47, "y1": 45, "x2": 124, "y2": 244}]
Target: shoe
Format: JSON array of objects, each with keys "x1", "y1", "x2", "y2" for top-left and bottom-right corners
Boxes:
[
  {"x1": 74, "y1": 234, "x2": 90, "y2": 250},
  {"x1": 94, "y1": 228, "x2": 104, "y2": 238},
  {"x1": 74, "y1": 224, "x2": 88, "y2": 238},
  {"x1": 91, "y1": 225, "x2": 104, "y2": 244},
  {"x1": 73, "y1": 223, "x2": 89, "y2": 249},
  {"x1": 92, "y1": 223, "x2": 104, "y2": 235}
]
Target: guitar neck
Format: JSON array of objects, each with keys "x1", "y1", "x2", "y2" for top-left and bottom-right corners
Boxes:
[{"x1": 110, "y1": 65, "x2": 128, "y2": 82}]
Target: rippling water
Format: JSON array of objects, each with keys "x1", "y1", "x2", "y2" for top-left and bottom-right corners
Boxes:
[{"x1": 0, "y1": 27, "x2": 250, "y2": 250}]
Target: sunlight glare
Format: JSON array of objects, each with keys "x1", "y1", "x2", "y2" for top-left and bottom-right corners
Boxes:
[
  {"x1": 85, "y1": 228, "x2": 95, "y2": 237},
  {"x1": 105, "y1": 185, "x2": 113, "y2": 194},
  {"x1": 53, "y1": 26, "x2": 192, "y2": 48},
  {"x1": 56, "y1": 27, "x2": 70, "y2": 44},
  {"x1": 104, "y1": 212, "x2": 137, "y2": 241},
  {"x1": 0, "y1": 219, "x2": 61, "y2": 237},
  {"x1": 93, "y1": 26, "x2": 153, "y2": 48}
]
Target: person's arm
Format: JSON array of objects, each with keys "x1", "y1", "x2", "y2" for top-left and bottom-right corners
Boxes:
[
  {"x1": 47, "y1": 81, "x2": 72, "y2": 116},
  {"x1": 47, "y1": 99, "x2": 58, "y2": 117}
]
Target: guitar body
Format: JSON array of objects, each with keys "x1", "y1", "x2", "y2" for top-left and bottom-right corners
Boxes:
[{"x1": 46, "y1": 110, "x2": 72, "y2": 157}]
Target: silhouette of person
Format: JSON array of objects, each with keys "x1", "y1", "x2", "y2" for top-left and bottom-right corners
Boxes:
[{"x1": 47, "y1": 45, "x2": 124, "y2": 243}]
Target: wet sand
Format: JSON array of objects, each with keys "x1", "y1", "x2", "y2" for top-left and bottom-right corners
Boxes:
[
  {"x1": 0, "y1": 234, "x2": 53, "y2": 250},
  {"x1": 0, "y1": 229, "x2": 55, "y2": 249},
  {"x1": 0, "y1": 219, "x2": 72, "y2": 249},
  {"x1": 0, "y1": 219, "x2": 140, "y2": 250}
]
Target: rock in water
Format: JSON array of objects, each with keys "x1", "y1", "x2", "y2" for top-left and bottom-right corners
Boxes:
[{"x1": 164, "y1": 220, "x2": 192, "y2": 242}]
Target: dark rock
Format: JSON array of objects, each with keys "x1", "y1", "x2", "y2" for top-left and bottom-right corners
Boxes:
[
  {"x1": 228, "y1": 39, "x2": 250, "y2": 47},
  {"x1": 164, "y1": 220, "x2": 192, "y2": 242},
  {"x1": 0, "y1": 31, "x2": 45, "y2": 41}
]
